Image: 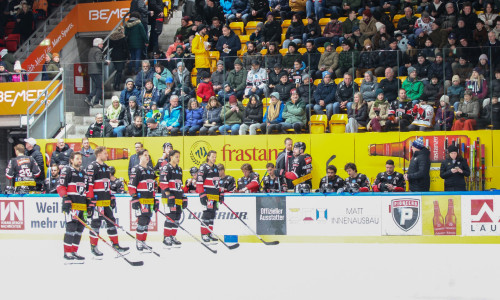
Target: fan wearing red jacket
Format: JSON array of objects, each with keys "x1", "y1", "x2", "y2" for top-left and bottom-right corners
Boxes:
[
  {"x1": 237, "y1": 163, "x2": 260, "y2": 193},
  {"x1": 372, "y1": 160, "x2": 406, "y2": 192},
  {"x1": 196, "y1": 71, "x2": 215, "y2": 103}
]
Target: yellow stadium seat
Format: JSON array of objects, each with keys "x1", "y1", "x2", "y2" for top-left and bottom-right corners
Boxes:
[
  {"x1": 279, "y1": 48, "x2": 288, "y2": 55},
  {"x1": 398, "y1": 76, "x2": 407, "y2": 82},
  {"x1": 392, "y1": 14, "x2": 404, "y2": 26},
  {"x1": 240, "y1": 35, "x2": 250, "y2": 44},
  {"x1": 242, "y1": 98, "x2": 249, "y2": 107},
  {"x1": 310, "y1": 115, "x2": 328, "y2": 134},
  {"x1": 196, "y1": 95, "x2": 202, "y2": 103},
  {"x1": 329, "y1": 114, "x2": 348, "y2": 133},
  {"x1": 191, "y1": 75, "x2": 197, "y2": 87},
  {"x1": 377, "y1": 77, "x2": 385, "y2": 82},
  {"x1": 319, "y1": 18, "x2": 330, "y2": 26},
  {"x1": 314, "y1": 79, "x2": 322, "y2": 86},
  {"x1": 336, "y1": 46, "x2": 342, "y2": 53},
  {"x1": 354, "y1": 77, "x2": 363, "y2": 85},
  {"x1": 245, "y1": 21, "x2": 259, "y2": 35},
  {"x1": 298, "y1": 47, "x2": 307, "y2": 54},
  {"x1": 238, "y1": 43, "x2": 247, "y2": 56},
  {"x1": 260, "y1": 48, "x2": 268, "y2": 55},
  {"x1": 358, "y1": 126, "x2": 367, "y2": 132},
  {"x1": 209, "y1": 51, "x2": 220, "y2": 73},
  {"x1": 263, "y1": 106, "x2": 267, "y2": 116},
  {"x1": 338, "y1": 17, "x2": 347, "y2": 22},
  {"x1": 317, "y1": 47, "x2": 325, "y2": 53},
  {"x1": 282, "y1": 19, "x2": 291, "y2": 34},
  {"x1": 414, "y1": 13, "x2": 421, "y2": 18},
  {"x1": 230, "y1": 22, "x2": 244, "y2": 35},
  {"x1": 262, "y1": 97, "x2": 270, "y2": 107},
  {"x1": 302, "y1": 19, "x2": 308, "y2": 25},
  {"x1": 334, "y1": 78, "x2": 343, "y2": 85},
  {"x1": 357, "y1": 16, "x2": 362, "y2": 20},
  {"x1": 281, "y1": 33, "x2": 286, "y2": 45}
]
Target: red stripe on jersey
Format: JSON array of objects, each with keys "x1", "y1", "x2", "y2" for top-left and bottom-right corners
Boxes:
[
  {"x1": 169, "y1": 181, "x2": 175, "y2": 189},
  {"x1": 160, "y1": 183, "x2": 169, "y2": 190},
  {"x1": 57, "y1": 185, "x2": 67, "y2": 197}
]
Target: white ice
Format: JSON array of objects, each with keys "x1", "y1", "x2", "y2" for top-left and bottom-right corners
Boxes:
[{"x1": 0, "y1": 239, "x2": 498, "y2": 300}]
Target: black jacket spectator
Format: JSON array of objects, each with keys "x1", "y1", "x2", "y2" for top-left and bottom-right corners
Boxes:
[
  {"x1": 125, "y1": 123, "x2": 146, "y2": 137},
  {"x1": 51, "y1": 144, "x2": 73, "y2": 167},
  {"x1": 314, "y1": 80, "x2": 336, "y2": 105},
  {"x1": 378, "y1": 77, "x2": 401, "y2": 102},
  {"x1": 148, "y1": 0, "x2": 163, "y2": 25},
  {"x1": 490, "y1": 78, "x2": 500, "y2": 97},
  {"x1": 335, "y1": 81, "x2": 359, "y2": 103},
  {"x1": 249, "y1": 0, "x2": 269, "y2": 19},
  {"x1": 243, "y1": 97, "x2": 264, "y2": 124},
  {"x1": 407, "y1": 147, "x2": 431, "y2": 192},
  {"x1": 202, "y1": 1, "x2": 225, "y2": 24},
  {"x1": 26, "y1": 144, "x2": 45, "y2": 187},
  {"x1": 123, "y1": 105, "x2": 144, "y2": 126},
  {"x1": 274, "y1": 80, "x2": 294, "y2": 102},
  {"x1": 263, "y1": 19, "x2": 282, "y2": 44},
  {"x1": 130, "y1": 0, "x2": 148, "y2": 26},
  {"x1": 269, "y1": 70, "x2": 288, "y2": 87},
  {"x1": 285, "y1": 20, "x2": 304, "y2": 40},
  {"x1": 397, "y1": 15, "x2": 418, "y2": 35},
  {"x1": 440, "y1": 155, "x2": 470, "y2": 191},
  {"x1": 347, "y1": 102, "x2": 369, "y2": 126},
  {"x1": 216, "y1": 29, "x2": 241, "y2": 67},
  {"x1": 302, "y1": 47, "x2": 321, "y2": 72},
  {"x1": 358, "y1": 50, "x2": 379, "y2": 69},
  {"x1": 422, "y1": 80, "x2": 443, "y2": 104},
  {"x1": 379, "y1": 48, "x2": 403, "y2": 68},
  {"x1": 427, "y1": 59, "x2": 452, "y2": 82},
  {"x1": 298, "y1": 82, "x2": 316, "y2": 101},
  {"x1": 413, "y1": 58, "x2": 430, "y2": 80},
  {"x1": 85, "y1": 122, "x2": 113, "y2": 138}
]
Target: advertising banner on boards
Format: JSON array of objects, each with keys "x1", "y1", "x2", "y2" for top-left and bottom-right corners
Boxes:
[{"x1": 381, "y1": 197, "x2": 422, "y2": 236}]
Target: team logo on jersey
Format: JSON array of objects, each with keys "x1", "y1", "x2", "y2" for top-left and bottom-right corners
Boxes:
[
  {"x1": 390, "y1": 198, "x2": 420, "y2": 232},
  {"x1": 190, "y1": 141, "x2": 212, "y2": 166}
]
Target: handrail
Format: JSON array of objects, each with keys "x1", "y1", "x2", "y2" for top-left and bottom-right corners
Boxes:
[{"x1": 26, "y1": 69, "x2": 64, "y2": 126}]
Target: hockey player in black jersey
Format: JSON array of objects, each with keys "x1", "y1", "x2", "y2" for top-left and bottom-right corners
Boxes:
[
  {"x1": 372, "y1": 160, "x2": 406, "y2": 192},
  {"x1": 43, "y1": 163, "x2": 60, "y2": 194},
  {"x1": 237, "y1": 163, "x2": 260, "y2": 193},
  {"x1": 5, "y1": 144, "x2": 41, "y2": 194},
  {"x1": 160, "y1": 150, "x2": 187, "y2": 247},
  {"x1": 109, "y1": 166, "x2": 125, "y2": 194},
  {"x1": 218, "y1": 164, "x2": 236, "y2": 194},
  {"x1": 262, "y1": 163, "x2": 286, "y2": 193},
  {"x1": 196, "y1": 150, "x2": 221, "y2": 243},
  {"x1": 86, "y1": 147, "x2": 129, "y2": 258},
  {"x1": 129, "y1": 149, "x2": 159, "y2": 250},
  {"x1": 155, "y1": 142, "x2": 173, "y2": 171},
  {"x1": 285, "y1": 142, "x2": 313, "y2": 193},
  {"x1": 57, "y1": 152, "x2": 87, "y2": 262},
  {"x1": 340, "y1": 163, "x2": 371, "y2": 193},
  {"x1": 183, "y1": 167, "x2": 198, "y2": 193},
  {"x1": 318, "y1": 165, "x2": 345, "y2": 193}
]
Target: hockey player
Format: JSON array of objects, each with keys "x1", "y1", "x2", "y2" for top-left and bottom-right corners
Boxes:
[
  {"x1": 237, "y1": 163, "x2": 260, "y2": 193},
  {"x1": 196, "y1": 150, "x2": 221, "y2": 243},
  {"x1": 285, "y1": 142, "x2": 313, "y2": 193},
  {"x1": 262, "y1": 163, "x2": 286, "y2": 193},
  {"x1": 6, "y1": 144, "x2": 41, "y2": 194},
  {"x1": 155, "y1": 142, "x2": 173, "y2": 171},
  {"x1": 318, "y1": 165, "x2": 345, "y2": 193},
  {"x1": 372, "y1": 159, "x2": 406, "y2": 192},
  {"x1": 160, "y1": 150, "x2": 187, "y2": 247},
  {"x1": 43, "y1": 163, "x2": 60, "y2": 194},
  {"x1": 109, "y1": 166, "x2": 125, "y2": 194},
  {"x1": 276, "y1": 138, "x2": 294, "y2": 189},
  {"x1": 86, "y1": 146, "x2": 129, "y2": 258},
  {"x1": 341, "y1": 163, "x2": 370, "y2": 193},
  {"x1": 57, "y1": 152, "x2": 87, "y2": 262},
  {"x1": 129, "y1": 149, "x2": 159, "y2": 250},
  {"x1": 183, "y1": 167, "x2": 198, "y2": 193},
  {"x1": 218, "y1": 164, "x2": 236, "y2": 194}
]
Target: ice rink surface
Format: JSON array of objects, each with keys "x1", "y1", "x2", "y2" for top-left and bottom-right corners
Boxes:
[{"x1": 1, "y1": 239, "x2": 499, "y2": 300}]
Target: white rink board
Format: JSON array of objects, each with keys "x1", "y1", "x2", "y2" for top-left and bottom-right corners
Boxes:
[{"x1": 461, "y1": 195, "x2": 500, "y2": 236}]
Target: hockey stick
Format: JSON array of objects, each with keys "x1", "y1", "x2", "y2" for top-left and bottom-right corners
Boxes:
[
  {"x1": 222, "y1": 202, "x2": 279, "y2": 246},
  {"x1": 97, "y1": 210, "x2": 160, "y2": 257},
  {"x1": 258, "y1": 170, "x2": 268, "y2": 187},
  {"x1": 74, "y1": 216, "x2": 144, "y2": 266},
  {"x1": 326, "y1": 154, "x2": 336, "y2": 170},
  {"x1": 185, "y1": 207, "x2": 239, "y2": 250},
  {"x1": 481, "y1": 144, "x2": 485, "y2": 191},
  {"x1": 157, "y1": 210, "x2": 217, "y2": 254}
]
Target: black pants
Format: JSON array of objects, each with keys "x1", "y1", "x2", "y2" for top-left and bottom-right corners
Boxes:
[
  {"x1": 135, "y1": 202, "x2": 153, "y2": 241},
  {"x1": 90, "y1": 206, "x2": 118, "y2": 245},
  {"x1": 164, "y1": 205, "x2": 182, "y2": 236},
  {"x1": 89, "y1": 74, "x2": 103, "y2": 104},
  {"x1": 113, "y1": 61, "x2": 125, "y2": 90},
  {"x1": 63, "y1": 210, "x2": 85, "y2": 253},
  {"x1": 200, "y1": 199, "x2": 218, "y2": 235}
]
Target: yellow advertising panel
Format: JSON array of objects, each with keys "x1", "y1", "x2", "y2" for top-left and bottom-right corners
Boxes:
[
  {"x1": 422, "y1": 195, "x2": 461, "y2": 236},
  {"x1": 0, "y1": 81, "x2": 61, "y2": 115}
]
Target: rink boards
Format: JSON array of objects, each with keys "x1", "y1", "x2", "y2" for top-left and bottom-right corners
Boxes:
[{"x1": 1, "y1": 192, "x2": 500, "y2": 243}]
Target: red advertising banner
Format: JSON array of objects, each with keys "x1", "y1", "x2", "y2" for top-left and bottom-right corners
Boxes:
[{"x1": 0, "y1": 199, "x2": 25, "y2": 230}]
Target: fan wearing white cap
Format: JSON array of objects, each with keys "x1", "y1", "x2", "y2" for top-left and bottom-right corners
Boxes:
[
  {"x1": 25, "y1": 137, "x2": 45, "y2": 191},
  {"x1": 86, "y1": 37, "x2": 110, "y2": 108}
]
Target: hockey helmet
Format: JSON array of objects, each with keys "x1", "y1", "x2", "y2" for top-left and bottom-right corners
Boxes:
[
  {"x1": 109, "y1": 166, "x2": 116, "y2": 175},
  {"x1": 293, "y1": 142, "x2": 306, "y2": 151},
  {"x1": 163, "y1": 142, "x2": 173, "y2": 150},
  {"x1": 295, "y1": 183, "x2": 311, "y2": 194},
  {"x1": 189, "y1": 166, "x2": 199, "y2": 174}
]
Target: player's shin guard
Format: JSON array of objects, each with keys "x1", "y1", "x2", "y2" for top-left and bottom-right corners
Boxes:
[
  {"x1": 200, "y1": 218, "x2": 210, "y2": 235},
  {"x1": 89, "y1": 227, "x2": 99, "y2": 246},
  {"x1": 107, "y1": 226, "x2": 119, "y2": 245},
  {"x1": 63, "y1": 232, "x2": 75, "y2": 253},
  {"x1": 164, "y1": 219, "x2": 174, "y2": 237},
  {"x1": 72, "y1": 231, "x2": 83, "y2": 252},
  {"x1": 136, "y1": 224, "x2": 148, "y2": 241}
]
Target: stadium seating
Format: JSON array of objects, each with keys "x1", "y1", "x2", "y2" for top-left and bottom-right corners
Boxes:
[
  {"x1": 329, "y1": 114, "x2": 348, "y2": 133},
  {"x1": 310, "y1": 115, "x2": 328, "y2": 134},
  {"x1": 245, "y1": 21, "x2": 260, "y2": 35},
  {"x1": 230, "y1": 22, "x2": 244, "y2": 35}
]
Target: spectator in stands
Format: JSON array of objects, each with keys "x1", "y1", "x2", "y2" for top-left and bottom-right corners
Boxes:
[
  {"x1": 145, "y1": 103, "x2": 162, "y2": 123},
  {"x1": 484, "y1": 31, "x2": 500, "y2": 70},
  {"x1": 378, "y1": 67, "x2": 401, "y2": 103},
  {"x1": 359, "y1": 70, "x2": 378, "y2": 103},
  {"x1": 385, "y1": 88, "x2": 413, "y2": 131},
  {"x1": 282, "y1": 42, "x2": 302, "y2": 70},
  {"x1": 265, "y1": 43, "x2": 283, "y2": 69},
  {"x1": 0, "y1": 62, "x2": 11, "y2": 82},
  {"x1": 180, "y1": 98, "x2": 204, "y2": 135},
  {"x1": 357, "y1": 39, "x2": 378, "y2": 77},
  {"x1": 374, "y1": 38, "x2": 400, "y2": 77},
  {"x1": 420, "y1": 37, "x2": 436, "y2": 63},
  {"x1": 24, "y1": 137, "x2": 44, "y2": 191},
  {"x1": 41, "y1": 53, "x2": 52, "y2": 81},
  {"x1": 172, "y1": 62, "x2": 191, "y2": 94},
  {"x1": 200, "y1": 96, "x2": 223, "y2": 135},
  {"x1": 448, "y1": 75, "x2": 465, "y2": 110},
  {"x1": 413, "y1": 53, "x2": 430, "y2": 84},
  {"x1": 334, "y1": 72, "x2": 358, "y2": 114},
  {"x1": 203, "y1": 0, "x2": 225, "y2": 25},
  {"x1": 125, "y1": 12, "x2": 148, "y2": 75},
  {"x1": 120, "y1": 79, "x2": 142, "y2": 108},
  {"x1": 434, "y1": 95, "x2": 454, "y2": 131},
  {"x1": 261, "y1": 92, "x2": 285, "y2": 133},
  {"x1": 227, "y1": 0, "x2": 251, "y2": 24},
  {"x1": 211, "y1": 61, "x2": 225, "y2": 94},
  {"x1": 283, "y1": 14, "x2": 304, "y2": 49},
  {"x1": 490, "y1": 69, "x2": 500, "y2": 98},
  {"x1": 485, "y1": 96, "x2": 500, "y2": 129},
  {"x1": 146, "y1": 117, "x2": 167, "y2": 136},
  {"x1": 130, "y1": 0, "x2": 149, "y2": 34},
  {"x1": 219, "y1": 95, "x2": 244, "y2": 135},
  {"x1": 367, "y1": 89, "x2": 389, "y2": 132},
  {"x1": 478, "y1": 2, "x2": 496, "y2": 30},
  {"x1": 239, "y1": 94, "x2": 263, "y2": 135},
  {"x1": 216, "y1": 25, "x2": 241, "y2": 70},
  {"x1": 80, "y1": 138, "x2": 96, "y2": 171},
  {"x1": 476, "y1": 54, "x2": 490, "y2": 79},
  {"x1": 398, "y1": 7, "x2": 417, "y2": 39},
  {"x1": 345, "y1": 92, "x2": 368, "y2": 133},
  {"x1": 466, "y1": 68, "x2": 488, "y2": 104},
  {"x1": 245, "y1": 59, "x2": 268, "y2": 98},
  {"x1": 160, "y1": 95, "x2": 183, "y2": 135},
  {"x1": 452, "y1": 90, "x2": 480, "y2": 130},
  {"x1": 415, "y1": 11, "x2": 434, "y2": 36},
  {"x1": 243, "y1": 41, "x2": 263, "y2": 70},
  {"x1": 176, "y1": 17, "x2": 194, "y2": 43},
  {"x1": 316, "y1": 42, "x2": 339, "y2": 79},
  {"x1": 310, "y1": 71, "x2": 335, "y2": 118},
  {"x1": 166, "y1": 35, "x2": 184, "y2": 59},
  {"x1": 226, "y1": 58, "x2": 247, "y2": 99},
  {"x1": 262, "y1": 12, "x2": 282, "y2": 46},
  {"x1": 289, "y1": 59, "x2": 307, "y2": 84},
  {"x1": 135, "y1": 60, "x2": 154, "y2": 90},
  {"x1": 249, "y1": 0, "x2": 269, "y2": 22},
  {"x1": 109, "y1": 26, "x2": 129, "y2": 91},
  {"x1": 474, "y1": 19, "x2": 488, "y2": 46},
  {"x1": 123, "y1": 96, "x2": 144, "y2": 126},
  {"x1": 269, "y1": 63, "x2": 287, "y2": 91},
  {"x1": 429, "y1": 0, "x2": 444, "y2": 19},
  {"x1": 421, "y1": 74, "x2": 443, "y2": 105},
  {"x1": 140, "y1": 79, "x2": 160, "y2": 113},
  {"x1": 274, "y1": 72, "x2": 294, "y2": 101},
  {"x1": 192, "y1": 24, "x2": 211, "y2": 83},
  {"x1": 336, "y1": 40, "x2": 359, "y2": 78},
  {"x1": 197, "y1": 71, "x2": 216, "y2": 105},
  {"x1": 32, "y1": 0, "x2": 48, "y2": 20},
  {"x1": 303, "y1": 14, "x2": 321, "y2": 45},
  {"x1": 298, "y1": 74, "x2": 315, "y2": 104},
  {"x1": 11, "y1": 61, "x2": 27, "y2": 82},
  {"x1": 126, "y1": 115, "x2": 146, "y2": 137},
  {"x1": 359, "y1": 9, "x2": 376, "y2": 44},
  {"x1": 286, "y1": 0, "x2": 306, "y2": 19},
  {"x1": 402, "y1": 66, "x2": 423, "y2": 104},
  {"x1": 407, "y1": 98, "x2": 434, "y2": 131},
  {"x1": 341, "y1": 0, "x2": 361, "y2": 16},
  {"x1": 153, "y1": 63, "x2": 172, "y2": 95},
  {"x1": 302, "y1": 40, "x2": 321, "y2": 75},
  {"x1": 104, "y1": 96, "x2": 127, "y2": 137},
  {"x1": 342, "y1": 10, "x2": 359, "y2": 41},
  {"x1": 86, "y1": 38, "x2": 108, "y2": 108},
  {"x1": 85, "y1": 113, "x2": 113, "y2": 138},
  {"x1": 314, "y1": 13, "x2": 342, "y2": 49},
  {"x1": 14, "y1": 1, "x2": 34, "y2": 43},
  {"x1": 0, "y1": 49, "x2": 14, "y2": 73},
  {"x1": 147, "y1": 0, "x2": 163, "y2": 53},
  {"x1": 451, "y1": 18, "x2": 471, "y2": 43},
  {"x1": 372, "y1": 23, "x2": 390, "y2": 51},
  {"x1": 440, "y1": 2, "x2": 457, "y2": 31},
  {"x1": 429, "y1": 19, "x2": 447, "y2": 48},
  {"x1": 250, "y1": 22, "x2": 264, "y2": 47},
  {"x1": 461, "y1": 1, "x2": 477, "y2": 32},
  {"x1": 51, "y1": 139, "x2": 73, "y2": 168},
  {"x1": 281, "y1": 88, "x2": 306, "y2": 133}
]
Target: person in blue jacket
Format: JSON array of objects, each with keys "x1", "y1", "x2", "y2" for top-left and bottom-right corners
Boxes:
[
  {"x1": 160, "y1": 95, "x2": 183, "y2": 135},
  {"x1": 180, "y1": 99, "x2": 204, "y2": 135},
  {"x1": 119, "y1": 78, "x2": 141, "y2": 108},
  {"x1": 260, "y1": 92, "x2": 285, "y2": 134},
  {"x1": 310, "y1": 72, "x2": 336, "y2": 120}
]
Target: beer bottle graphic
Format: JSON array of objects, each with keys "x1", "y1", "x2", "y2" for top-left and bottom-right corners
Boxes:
[
  {"x1": 444, "y1": 198, "x2": 457, "y2": 235},
  {"x1": 433, "y1": 200, "x2": 446, "y2": 235},
  {"x1": 369, "y1": 135, "x2": 470, "y2": 163},
  {"x1": 45, "y1": 142, "x2": 129, "y2": 165}
]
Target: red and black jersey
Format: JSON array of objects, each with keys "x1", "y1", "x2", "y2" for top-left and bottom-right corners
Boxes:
[
  {"x1": 160, "y1": 164, "x2": 184, "y2": 200},
  {"x1": 110, "y1": 178, "x2": 125, "y2": 194},
  {"x1": 344, "y1": 173, "x2": 371, "y2": 192},
  {"x1": 319, "y1": 175, "x2": 345, "y2": 192},
  {"x1": 57, "y1": 166, "x2": 87, "y2": 205},
  {"x1": 373, "y1": 171, "x2": 405, "y2": 192},
  {"x1": 154, "y1": 157, "x2": 169, "y2": 171},
  {"x1": 237, "y1": 172, "x2": 260, "y2": 192},
  {"x1": 286, "y1": 154, "x2": 313, "y2": 186},
  {"x1": 128, "y1": 164, "x2": 157, "y2": 199},
  {"x1": 5, "y1": 155, "x2": 41, "y2": 186},
  {"x1": 196, "y1": 163, "x2": 221, "y2": 197},
  {"x1": 85, "y1": 161, "x2": 113, "y2": 202},
  {"x1": 183, "y1": 178, "x2": 197, "y2": 193},
  {"x1": 219, "y1": 175, "x2": 236, "y2": 193},
  {"x1": 262, "y1": 173, "x2": 286, "y2": 193},
  {"x1": 43, "y1": 176, "x2": 60, "y2": 194}
]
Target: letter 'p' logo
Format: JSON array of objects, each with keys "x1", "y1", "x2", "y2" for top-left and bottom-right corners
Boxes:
[{"x1": 391, "y1": 199, "x2": 420, "y2": 232}]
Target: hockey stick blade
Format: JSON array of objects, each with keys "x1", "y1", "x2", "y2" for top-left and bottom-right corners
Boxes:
[
  {"x1": 326, "y1": 154, "x2": 336, "y2": 168},
  {"x1": 186, "y1": 208, "x2": 239, "y2": 250},
  {"x1": 125, "y1": 258, "x2": 144, "y2": 266},
  {"x1": 262, "y1": 240, "x2": 280, "y2": 245},
  {"x1": 228, "y1": 243, "x2": 240, "y2": 249}
]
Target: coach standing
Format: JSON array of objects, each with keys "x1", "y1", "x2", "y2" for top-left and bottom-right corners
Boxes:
[{"x1": 404, "y1": 137, "x2": 431, "y2": 192}]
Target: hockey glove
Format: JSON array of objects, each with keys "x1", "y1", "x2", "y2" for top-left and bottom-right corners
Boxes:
[
  {"x1": 131, "y1": 194, "x2": 141, "y2": 210},
  {"x1": 61, "y1": 196, "x2": 71, "y2": 214},
  {"x1": 110, "y1": 197, "x2": 116, "y2": 209},
  {"x1": 336, "y1": 188, "x2": 344, "y2": 194},
  {"x1": 200, "y1": 193, "x2": 208, "y2": 206},
  {"x1": 219, "y1": 193, "x2": 224, "y2": 204},
  {"x1": 182, "y1": 197, "x2": 188, "y2": 209},
  {"x1": 167, "y1": 195, "x2": 176, "y2": 207},
  {"x1": 87, "y1": 206, "x2": 94, "y2": 218},
  {"x1": 153, "y1": 199, "x2": 160, "y2": 212}
]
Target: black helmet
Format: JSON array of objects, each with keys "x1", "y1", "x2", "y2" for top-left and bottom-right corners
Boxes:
[
  {"x1": 294, "y1": 142, "x2": 306, "y2": 151},
  {"x1": 190, "y1": 167, "x2": 199, "y2": 174},
  {"x1": 163, "y1": 142, "x2": 173, "y2": 150},
  {"x1": 109, "y1": 166, "x2": 116, "y2": 175}
]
